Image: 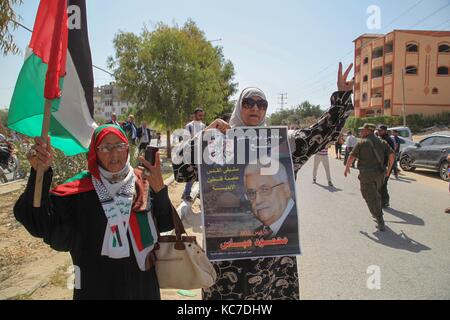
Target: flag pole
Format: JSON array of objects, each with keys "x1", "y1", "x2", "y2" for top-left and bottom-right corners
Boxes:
[
  {"x1": 33, "y1": 99, "x2": 53, "y2": 207},
  {"x1": 32, "y1": 0, "x2": 67, "y2": 208}
]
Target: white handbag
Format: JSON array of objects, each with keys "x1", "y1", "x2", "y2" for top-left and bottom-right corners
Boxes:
[{"x1": 152, "y1": 206, "x2": 217, "y2": 290}]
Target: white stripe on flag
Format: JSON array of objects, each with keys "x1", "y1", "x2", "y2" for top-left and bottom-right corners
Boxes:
[{"x1": 53, "y1": 52, "x2": 97, "y2": 149}]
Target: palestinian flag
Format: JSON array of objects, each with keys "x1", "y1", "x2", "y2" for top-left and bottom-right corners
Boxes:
[{"x1": 8, "y1": 0, "x2": 97, "y2": 156}]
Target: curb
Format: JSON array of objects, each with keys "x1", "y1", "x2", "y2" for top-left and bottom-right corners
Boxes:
[
  {"x1": 164, "y1": 175, "x2": 175, "y2": 187},
  {"x1": 0, "y1": 179, "x2": 27, "y2": 197},
  {"x1": 0, "y1": 179, "x2": 26, "y2": 187}
]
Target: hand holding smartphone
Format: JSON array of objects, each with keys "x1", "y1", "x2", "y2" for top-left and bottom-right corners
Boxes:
[{"x1": 145, "y1": 146, "x2": 159, "y2": 166}]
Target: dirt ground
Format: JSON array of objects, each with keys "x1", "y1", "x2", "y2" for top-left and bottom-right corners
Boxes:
[{"x1": 0, "y1": 180, "x2": 203, "y2": 300}]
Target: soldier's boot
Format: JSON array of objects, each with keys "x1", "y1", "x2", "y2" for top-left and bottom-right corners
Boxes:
[{"x1": 375, "y1": 217, "x2": 386, "y2": 232}]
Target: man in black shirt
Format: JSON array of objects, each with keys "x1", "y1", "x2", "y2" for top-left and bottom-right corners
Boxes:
[{"x1": 377, "y1": 125, "x2": 395, "y2": 208}]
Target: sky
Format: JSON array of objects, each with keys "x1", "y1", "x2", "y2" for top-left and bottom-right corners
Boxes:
[{"x1": 1, "y1": 0, "x2": 450, "y2": 116}]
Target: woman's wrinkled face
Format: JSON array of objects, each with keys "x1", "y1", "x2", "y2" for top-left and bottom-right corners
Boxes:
[
  {"x1": 96, "y1": 134, "x2": 129, "y2": 172},
  {"x1": 241, "y1": 96, "x2": 267, "y2": 126}
]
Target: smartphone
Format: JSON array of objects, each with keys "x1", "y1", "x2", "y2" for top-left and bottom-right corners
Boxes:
[{"x1": 145, "y1": 146, "x2": 159, "y2": 166}]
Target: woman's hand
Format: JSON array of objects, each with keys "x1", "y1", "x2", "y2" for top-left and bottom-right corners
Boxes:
[
  {"x1": 139, "y1": 152, "x2": 165, "y2": 193},
  {"x1": 337, "y1": 62, "x2": 354, "y2": 92},
  {"x1": 27, "y1": 137, "x2": 53, "y2": 172},
  {"x1": 206, "y1": 119, "x2": 231, "y2": 135}
]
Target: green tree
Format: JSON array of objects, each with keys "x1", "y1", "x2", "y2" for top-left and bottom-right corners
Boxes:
[
  {"x1": 0, "y1": 0, "x2": 23, "y2": 56},
  {"x1": 269, "y1": 101, "x2": 324, "y2": 126},
  {"x1": 108, "y1": 20, "x2": 237, "y2": 157}
]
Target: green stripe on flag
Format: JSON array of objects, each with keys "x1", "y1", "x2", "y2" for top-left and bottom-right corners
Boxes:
[
  {"x1": 64, "y1": 171, "x2": 91, "y2": 184},
  {"x1": 8, "y1": 53, "x2": 88, "y2": 156},
  {"x1": 136, "y1": 213, "x2": 154, "y2": 248}
]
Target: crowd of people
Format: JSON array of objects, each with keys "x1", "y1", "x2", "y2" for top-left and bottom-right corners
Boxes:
[
  {"x1": 7, "y1": 60, "x2": 450, "y2": 301},
  {"x1": 105, "y1": 113, "x2": 162, "y2": 150}
]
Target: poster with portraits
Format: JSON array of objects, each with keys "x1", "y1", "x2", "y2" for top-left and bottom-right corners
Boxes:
[{"x1": 199, "y1": 127, "x2": 301, "y2": 261}]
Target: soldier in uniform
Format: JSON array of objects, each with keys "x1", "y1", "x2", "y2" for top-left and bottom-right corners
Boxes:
[{"x1": 344, "y1": 123, "x2": 395, "y2": 231}]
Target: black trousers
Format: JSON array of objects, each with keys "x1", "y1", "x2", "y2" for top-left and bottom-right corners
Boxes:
[
  {"x1": 335, "y1": 144, "x2": 342, "y2": 157},
  {"x1": 381, "y1": 175, "x2": 390, "y2": 206}
]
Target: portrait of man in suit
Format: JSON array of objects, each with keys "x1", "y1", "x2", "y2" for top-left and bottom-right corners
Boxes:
[{"x1": 244, "y1": 158, "x2": 299, "y2": 243}]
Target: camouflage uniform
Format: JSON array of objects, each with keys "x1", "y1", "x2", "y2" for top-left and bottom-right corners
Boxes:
[{"x1": 351, "y1": 125, "x2": 394, "y2": 228}]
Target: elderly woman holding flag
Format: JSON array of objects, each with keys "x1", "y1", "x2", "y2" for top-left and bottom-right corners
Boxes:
[{"x1": 14, "y1": 125, "x2": 174, "y2": 300}]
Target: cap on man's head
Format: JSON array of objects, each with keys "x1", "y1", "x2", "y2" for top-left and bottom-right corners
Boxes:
[
  {"x1": 358, "y1": 123, "x2": 376, "y2": 131},
  {"x1": 377, "y1": 124, "x2": 388, "y2": 131}
]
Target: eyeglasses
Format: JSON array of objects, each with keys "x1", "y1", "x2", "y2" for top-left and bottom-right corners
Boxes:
[
  {"x1": 242, "y1": 98, "x2": 268, "y2": 111},
  {"x1": 245, "y1": 183, "x2": 284, "y2": 201},
  {"x1": 97, "y1": 143, "x2": 129, "y2": 153}
]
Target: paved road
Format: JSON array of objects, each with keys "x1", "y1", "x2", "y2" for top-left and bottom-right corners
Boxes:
[{"x1": 297, "y1": 155, "x2": 450, "y2": 299}]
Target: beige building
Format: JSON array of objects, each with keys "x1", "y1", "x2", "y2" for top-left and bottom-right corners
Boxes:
[
  {"x1": 93, "y1": 82, "x2": 132, "y2": 120},
  {"x1": 353, "y1": 30, "x2": 450, "y2": 118}
]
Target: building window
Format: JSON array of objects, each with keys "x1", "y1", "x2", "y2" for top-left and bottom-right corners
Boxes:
[
  {"x1": 405, "y1": 66, "x2": 418, "y2": 75},
  {"x1": 372, "y1": 67, "x2": 383, "y2": 78},
  {"x1": 406, "y1": 42, "x2": 418, "y2": 53},
  {"x1": 437, "y1": 66, "x2": 449, "y2": 75},
  {"x1": 104, "y1": 100, "x2": 113, "y2": 106},
  {"x1": 372, "y1": 47, "x2": 383, "y2": 58},
  {"x1": 432, "y1": 88, "x2": 439, "y2": 95},
  {"x1": 385, "y1": 63, "x2": 393, "y2": 75},
  {"x1": 363, "y1": 57, "x2": 369, "y2": 64},
  {"x1": 362, "y1": 93, "x2": 368, "y2": 102},
  {"x1": 363, "y1": 75, "x2": 368, "y2": 82},
  {"x1": 372, "y1": 89, "x2": 382, "y2": 98},
  {"x1": 384, "y1": 99, "x2": 391, "y2": 109},
  {"x1": 438, "y1": 44, "x2": 450, "y2": 53},
  {"x1": 385, "y1": 42, "x2": 393, "y2": 53}
]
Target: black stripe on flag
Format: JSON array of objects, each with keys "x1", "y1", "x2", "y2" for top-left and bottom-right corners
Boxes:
[{"x1": 67, "y1": 0, "x2": 94, "y2": 117}]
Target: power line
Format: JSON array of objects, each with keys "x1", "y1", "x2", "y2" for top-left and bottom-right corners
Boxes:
[
  {"x1": 297, "y1": 1, "x2": 449, "y2": 94},
  {"x1": 410, "y1": 2, "x2": 450, "y2": 29},
  {"x1": 382, "y1": 0, "x2": 426, "y2": 31},
  {"x1": 12, "y1": 20, "x2": 137, "y2": 87}
]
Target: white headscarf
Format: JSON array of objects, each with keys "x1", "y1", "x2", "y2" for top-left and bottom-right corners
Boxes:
[{"x1": 229, "y1": 87, "x2": 268, "y2": 128}]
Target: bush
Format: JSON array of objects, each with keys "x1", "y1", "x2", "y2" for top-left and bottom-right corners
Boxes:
[
  {"x1": 345, "y1": 112, "x2": 450, "y2": 134},
  {"x1": 13, "y1": 136, "x2": 88, "y2": 188}
]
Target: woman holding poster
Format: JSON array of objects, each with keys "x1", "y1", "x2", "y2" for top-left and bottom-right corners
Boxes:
[{"x1": 173, "y1": 63, "x2": 354, "y2": 300}]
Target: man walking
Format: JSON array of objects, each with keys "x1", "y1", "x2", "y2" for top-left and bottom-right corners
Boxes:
[
  {"x1": 122, "y1": 115, "x2": 138, "y2": 144},
  {"x1": 391, "y1": 130, "x2": 402, "y2": 178},
  {"x1": 377, "y1": 125, "x2": 396, "y2": 207},
  {"x1": 107, "y1": 113, "x2": 120, "y2": 127},
  {"x1": 182, "y1": 108, "x2": 206, "y2": 202},
  {"x1": 313, "y1": 147, "x2": 333, "y2": 187},
  {"x1": 344, "y1": 131, "x2": 357, "y2": 167},
  {"x1": 137, "y1": 121, "x2": 152, "y2": 153},
  {"x1": 344, "y1": 123, "x2": 395, "y2": 231}
]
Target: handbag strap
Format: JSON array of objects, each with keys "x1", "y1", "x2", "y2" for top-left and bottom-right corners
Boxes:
[{"x1": 170, "y1": 205, "x2": 188, "y2": 240}]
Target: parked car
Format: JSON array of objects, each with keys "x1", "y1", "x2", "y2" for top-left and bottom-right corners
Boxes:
[
  {"x1": 394, "y1": 136, "x2": 415, "y2": 157},
  {"x1": 400, "y1": 131, "x2": 450, "y2": 181},
  {"x1": 389, "y1": 126, "x2": 413, "y2": 141}
]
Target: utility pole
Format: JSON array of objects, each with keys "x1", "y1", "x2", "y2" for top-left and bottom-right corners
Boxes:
[
  {"x1": 401, "y1": 68, "x2": 407, "y2": 127},
  {"x1": 278, "y1": 93, "x2": 288, "y2": 109}
]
